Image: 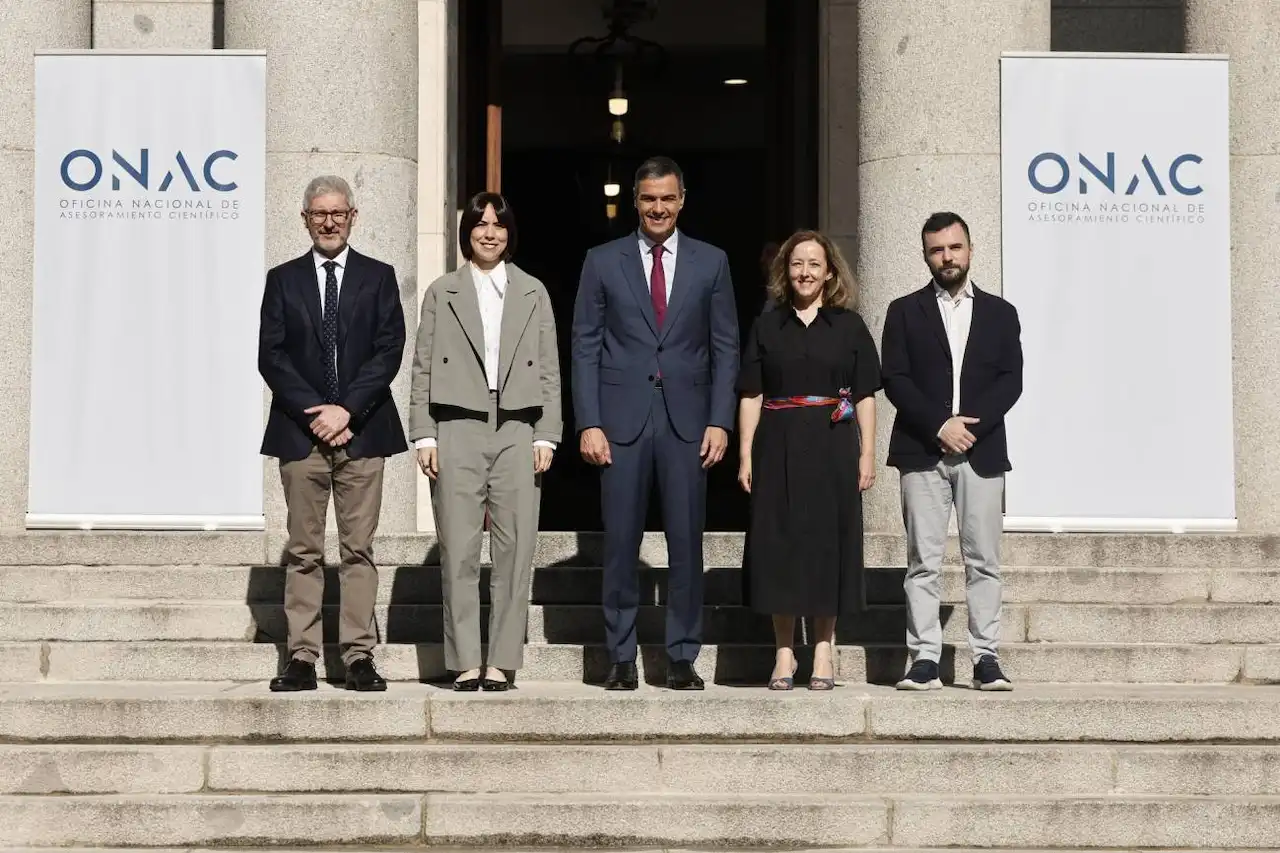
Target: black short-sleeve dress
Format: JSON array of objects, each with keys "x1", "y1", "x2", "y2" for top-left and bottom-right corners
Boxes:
[{"x1": 738, "y1": 306, "x2": 882, "y2": 616}]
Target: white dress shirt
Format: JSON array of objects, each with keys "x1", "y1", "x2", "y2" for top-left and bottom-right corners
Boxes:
[
  {"x1": 313, "y1": 246, "x2": 349, "y2": 378},
  {"x1": 415, "y1": 260, "x2": 555, "y2": 451},
  {"x1": 639, "y1": 228, "x2": 679, "y2": 303},
  {"x1": 472, "y1": 261, "x2": 507, "y2": 393},
  {"x1": 934, "y1": 278, "x2": 974, "y2": 416}
]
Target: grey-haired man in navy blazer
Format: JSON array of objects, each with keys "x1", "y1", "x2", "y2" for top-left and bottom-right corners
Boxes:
[{"x1": 258, "y1": 175, "x2": 407, "y2": 693}]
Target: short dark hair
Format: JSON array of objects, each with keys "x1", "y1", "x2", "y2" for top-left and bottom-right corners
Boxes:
[
  {"x1": 921, "y1": 211, "x2": 971, "y2": 246},
  {"x1": 634, "y1": 156, "x2": 685, "y2": 195},
  {"x1": 459, "y1": 191, "x2": 518, "y2": 261}
]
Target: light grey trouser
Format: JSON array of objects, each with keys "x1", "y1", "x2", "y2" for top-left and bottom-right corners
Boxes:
[
  {"x1": 431, "y1": 392, "x2": 540, "y2": 672},
  {"x1": 900, "y1": 455, "x2": 1004, "y2": 666}
]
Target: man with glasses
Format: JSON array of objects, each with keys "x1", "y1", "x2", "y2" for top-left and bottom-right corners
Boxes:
[{"x1": 259, "y1": 175, "x2": 408, "y2": 692}]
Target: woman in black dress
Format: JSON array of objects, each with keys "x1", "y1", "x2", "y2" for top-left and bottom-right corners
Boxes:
[{"x1": 737, "y1": 230, "x2": 880, "y2": 691}]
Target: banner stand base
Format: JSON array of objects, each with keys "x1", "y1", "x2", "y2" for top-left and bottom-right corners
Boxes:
[
  {"x1": 1003, "y1": 516, "x2": 1238, "y2": 534},
  {"x1": 25, "y1": 514, "x2": 266, "y2": 532}
]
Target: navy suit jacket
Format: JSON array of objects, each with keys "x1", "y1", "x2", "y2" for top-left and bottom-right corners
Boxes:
[
  {"x1": 258, "y1": 248, "x2": 409, "y2": 462},
  {"x1": 571, "y1": 231, "x2": 740, "y2": 444},
  {"x1": 880, "y1": 282, "x2": 1022, "y2": 476}
]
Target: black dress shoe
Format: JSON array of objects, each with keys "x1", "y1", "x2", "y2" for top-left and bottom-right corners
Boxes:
[
  {"x1": 481, "y1": 677, "x2": 510, "y2": 692},
  {"x1": 666, "y1": 660, "x2": 705, "y2": 691},
  {"x1": 453, "y1": 674, "x2": 481, "y2": 692},
  {"x1": 269, "y1": 658, "x2": 317, "y2": 692},
  {"x1": 343, "y1": 657, "x2": 387, "y2": 692},
  {"x1": 604, "y1": 661, "x2": 638, "y2": 690}
]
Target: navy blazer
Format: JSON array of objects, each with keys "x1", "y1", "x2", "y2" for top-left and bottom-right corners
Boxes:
[
  {"x1": 880, "y1": 283, "x2": 1022, "y2": 476},
  {"x1": 258, "y1": 248, "x2": 409, "y2": 462},
  {"x1": 571, "y1": 231, "x2": 740, "y2": 444}
]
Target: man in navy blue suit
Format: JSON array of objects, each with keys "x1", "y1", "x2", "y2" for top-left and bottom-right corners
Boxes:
[{"x1": 571, "y1": 157, "x2": 740, "y2": 690}]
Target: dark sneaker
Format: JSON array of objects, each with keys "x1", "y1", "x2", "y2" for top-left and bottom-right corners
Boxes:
[
  {"x1": 895, "y1": 658, "x2": 942, "y2": 691},
  {"x1": 972, "y1": 655, "x2": 1012, "y2": 691}
]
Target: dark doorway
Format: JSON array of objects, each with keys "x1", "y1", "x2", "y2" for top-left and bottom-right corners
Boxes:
[{"x1": 458, "y1": 0, "x2": 819, "y2": 531}]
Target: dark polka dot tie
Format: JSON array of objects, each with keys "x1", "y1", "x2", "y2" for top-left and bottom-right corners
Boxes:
[{"x1": 322, "y1": 261, "x2": 340, "y2": 403}]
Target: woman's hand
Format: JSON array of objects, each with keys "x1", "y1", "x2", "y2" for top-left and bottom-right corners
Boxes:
[
  {"x1": 417, "y1": 447, "x2": 439, "y2": 480},
  {"x1": 738, "y1": 457, "x2": 752, "y2": 493},
  {"x1": 858, "y1": 453, "x2": 876, "y2": 492}
]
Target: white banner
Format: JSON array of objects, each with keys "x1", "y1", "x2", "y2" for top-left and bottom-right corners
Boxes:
[
  {"x1": 29, "y1": 52, "x2": 266, "y2": 530},
  {"x1": 999, "y1": 53, "x2": 1234, "y2": 532}
]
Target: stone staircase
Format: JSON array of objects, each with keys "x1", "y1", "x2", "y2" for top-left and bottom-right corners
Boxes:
[{"x1": 1, "y1": 529, "x2": 1279, "y2": 849}]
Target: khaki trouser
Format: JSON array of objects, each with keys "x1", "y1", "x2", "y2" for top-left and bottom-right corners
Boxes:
[
  {"x1": 431, "y1": 392, "x2": 540, "y2": 672},
  {"x1": 280, "y1": 445, "x2": 384, "y2": 665}
]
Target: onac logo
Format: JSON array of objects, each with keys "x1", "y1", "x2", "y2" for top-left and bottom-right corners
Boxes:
[
  {"x1": 1027, "y1": 152, "x2": 1203, "y2": 196},
  {"x1": 60, "y1": 149, "x2": 239, "y2": 192}
]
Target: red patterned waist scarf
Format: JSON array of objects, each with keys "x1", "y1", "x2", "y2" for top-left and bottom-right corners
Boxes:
[{"x1": 762, "y1": 387, "x2": 856, "y2": 423}]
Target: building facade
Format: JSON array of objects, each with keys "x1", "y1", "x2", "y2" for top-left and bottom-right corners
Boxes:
[{"x1": 1, "y1": 0, "x2": 1274, "y2": 538}]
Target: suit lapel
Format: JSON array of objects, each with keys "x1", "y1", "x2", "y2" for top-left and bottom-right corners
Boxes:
[
  {"x1": 619, "y1": 240, "x2": 659, "y2": 337},
  {"x1": 915, "y1": 284, "x2": 951, "y2": 361},
  {"x1": 336, "y1": 248, "x2": 367, "y2": 347},
  {"x1": 293, "y1": 252, "x2": 324, "y2": 346},
  {"x1": 497, "y1": 265, "x2": 537, "y2": 390},
  {"x1": 659, "y1": 236, "x2": 696, "y2": 343},
  {"x1": 444, "y1": 266, "x2": 486, "y2": 363}
]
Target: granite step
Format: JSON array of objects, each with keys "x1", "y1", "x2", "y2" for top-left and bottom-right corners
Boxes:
[
  {"x1": 3, "y1": 600, "x2": 1279, "y2": 644},
  {"x1": 1, "y1": 682, "x2": 1279, "y2": 743},
  {"x1": 5, "y1": 563, "x2": 1275, "y2": 604},
  {"x1": 2, "y1": 792, "x2": 1280, "y2": 848},
  {"x1": 3, "y1": 530, "x2": 1278, "y2": 569},
  {"x1": 4, "y1": 639, "x2": 1275, "y2": 685},
  {"x1": 0, "y1": 849, "x2": 1268, "y2": 853},
  {"x1": 4, "y1": 742, "x2": 1279, "y2": 796}
]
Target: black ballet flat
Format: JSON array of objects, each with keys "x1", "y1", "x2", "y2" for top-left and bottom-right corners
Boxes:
[
  {"x1": 452, "y1": 677, "x2": 481, "y2": 692},
  {"x1": 481, "y1": 677, "x2": 510, "y2": 692}
]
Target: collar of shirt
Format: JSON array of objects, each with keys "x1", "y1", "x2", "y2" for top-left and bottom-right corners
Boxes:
[
  {"x1": 780, "y1": 304, "x2": 835, "y2": 326},
  {"x1": 313, "y1": 245, "x2": 350, "y2": 274},
  {"x1": 638, "y1": 228, "x2": 679, "y2": 258},
  {"x1": 470, "y1": 260, "x2": 507, "y2": 295},
  {"x1": 933, "y1": 278, "x2": 974, "y2": 303}
]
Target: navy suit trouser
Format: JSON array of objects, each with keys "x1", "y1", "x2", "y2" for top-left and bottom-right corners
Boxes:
[{"x1": 601, "y1": 386, "x2": 706, "y2": 664}]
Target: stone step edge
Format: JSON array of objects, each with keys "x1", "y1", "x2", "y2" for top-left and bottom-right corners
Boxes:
[
  {"x1": 1, "y1": 530, "x2": 1276, "y2": 568},
  {"x1": 9, "y1": 640, "x2": 1278, "y2": 687},
  {"x1": 4, "y1": 794, "x2": 1280, "y2": 847},
  {"x1": 6, "y1": 742, "x2": 1280, "y2": 798},
  {"x1": 11, "y1": 598, "x2": 1280, "y2": 606},
  {"x1": 0, "y1": 845, "x2": 1264, "y2": 850},
  {"x1": 0, "y1": 845, "x2": 1259, "y2": 850}
]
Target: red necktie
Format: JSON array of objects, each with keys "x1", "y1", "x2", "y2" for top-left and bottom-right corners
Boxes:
[{"x1": 650, "y1": 243, "x2": 667, "y2": 329}]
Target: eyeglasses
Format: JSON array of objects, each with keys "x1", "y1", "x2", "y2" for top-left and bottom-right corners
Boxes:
[{"x1": 305, "y1": 209, "x2": 354, "y2": 225}]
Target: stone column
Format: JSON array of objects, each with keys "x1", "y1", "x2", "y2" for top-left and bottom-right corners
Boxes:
[
  {"x1": 1185, "y1": 2, "x2": 1280, "y2": 532},
  {"x1": 822, "y1": 0, "x2": 1050, "y2": 531},
  {"x1": 0, "y1": 3, "x2": 92, "y2": 529},
  {"x1": 225, "y1": 0, "x2": 419, "y2": 538},
  {"x1": 92, "y1": 0, "x2": 213, "y2": 48},
  {"x1": 415, "y1": 0, "x2": 453, "y2": 533}
]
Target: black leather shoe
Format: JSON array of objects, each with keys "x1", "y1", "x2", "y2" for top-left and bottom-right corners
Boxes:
[
  {"x1": 343, "y1": 657, "x2": 387, "y2": 692},
  {"x1": 604, "y1": 661, "x2": 638, "y2": 690},
  {"x1": 269, "y1": 658, "x2": 317, "y2": 692},
  {"x1": 481, "y1": 677, "x2": 510, "y2": 692},
  {"x1": 666, "y1": 660, "x2": 705, "y2": 690},
  {"x1": 453, "y1": 674, "x2": 481, "y2": 692}
]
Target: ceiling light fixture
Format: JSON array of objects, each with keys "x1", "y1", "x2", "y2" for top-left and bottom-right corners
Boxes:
[
  {"x1": 608, "y1": 64, "x2": 629, "y2": 116},
  {"x1": 723, "y1": 77, "x2": 748, "y2": 86}
]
